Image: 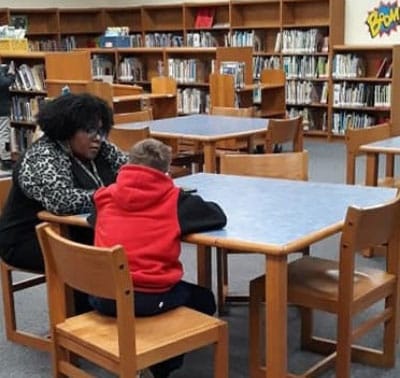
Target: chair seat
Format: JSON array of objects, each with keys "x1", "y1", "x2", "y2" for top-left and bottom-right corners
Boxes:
[
  {"x1": 288, "y1": 256, "x2": 395, "y2": 313},
  {"x1": 56, "y1": 306, "x2": 224, "y2": 370}
]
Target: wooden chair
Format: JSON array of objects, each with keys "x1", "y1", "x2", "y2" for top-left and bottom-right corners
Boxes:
[
  {"x1": 113, "y1": 108, "x2": 153, "y2": 124},
  {"x1": 111, "y1": 108, "x2": 192, "y2": 178},
  {"x1": 217, "y1": 151, "x2": 309, "y2": 314},
  {"x1": 264, "y1": 115, "x2": 303, "y2": 153},
  {"x1": 210, "y1": 105, "x2": 256, "y2": 153},
  {"x1": 109, "y1": 108, "x2": 153, "y2": 151},
  {"x1": 249, "y1": 194, "x2": 400, "y2": 378},
  {"x1": 345, "y1": 123, "x2": 394, "y2": 185},
  {"x1": 108, "y1": 126, "x2": 151, "y2": 152},
  {"x1": 36, "y1": 222, "x2": 228, "y2": 378},
  {"x1": 0, "y1": 177, "x2": 50, "y2": 352}
]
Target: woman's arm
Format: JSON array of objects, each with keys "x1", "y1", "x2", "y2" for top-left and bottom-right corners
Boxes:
[{"x1": 18, "y1": 142, "x2": 95, "y2": 215}]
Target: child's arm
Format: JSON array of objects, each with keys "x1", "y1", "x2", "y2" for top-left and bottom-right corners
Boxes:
[{"x1": 178, "y1": 191, "x2": 227, "y2": 235}]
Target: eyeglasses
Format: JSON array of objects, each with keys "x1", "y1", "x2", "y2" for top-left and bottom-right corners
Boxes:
[{"x1": 85, "y1": 127, "x2": 107, "y2": 140}]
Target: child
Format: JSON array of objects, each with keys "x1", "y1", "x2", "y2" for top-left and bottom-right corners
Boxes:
[{"x1": 89, "y1": 138, "x2": 227, "y2": 378}]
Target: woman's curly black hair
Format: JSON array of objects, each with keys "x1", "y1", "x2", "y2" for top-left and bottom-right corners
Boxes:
[{"x1": 37, "y1": 93, "x2": 113, "y2": 141}]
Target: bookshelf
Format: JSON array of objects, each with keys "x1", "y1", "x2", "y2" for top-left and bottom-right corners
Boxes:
[
  {"x1": 330, "y1": 45, "x2": 400, "y2": 137},
  {"x1": 0, "y1": 52, "x2": 46, "y2": 156},
  {"x1": 280, "y1": 0, "x2": 344, "y2": 137},
  {"x1": 15, "y1": 2, "x2": 400, "y2": 140}
]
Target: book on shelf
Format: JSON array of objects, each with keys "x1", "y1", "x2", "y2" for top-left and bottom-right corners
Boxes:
[
  {"x1": 195, "y1": 7, "x2": 215, "y2": 29},
  {"x1": 375, "y1": 57, "x2": 388, "y2": 78},
  {"x1": 385, "y1": 62, "x2": 393, "y2": 78},
  {"x1": 220, "y1": 61, "x2": 245, "y2": 88}
]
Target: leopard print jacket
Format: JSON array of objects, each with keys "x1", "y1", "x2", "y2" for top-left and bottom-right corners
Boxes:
[{"x1": 18, "y1": 135, "x2": 127, "y2": 214}]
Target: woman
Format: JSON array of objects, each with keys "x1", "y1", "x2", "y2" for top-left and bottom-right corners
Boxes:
[{"x1": 0, "y1": 93, "x2": 127, "y2": 273}]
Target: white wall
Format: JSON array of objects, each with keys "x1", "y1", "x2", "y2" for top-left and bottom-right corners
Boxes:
[
  {"x1": 4, "y1": 0, "x2": 400, "y2": 45},
  {"x1": 345, "y1": 0, "x2": 400, "y2": 44}
]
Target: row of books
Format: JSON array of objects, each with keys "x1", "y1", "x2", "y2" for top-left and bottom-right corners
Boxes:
[
  {"x1": 332, "y1": 54, "x2": 366, "y2": 78},
  {"x1": 186, "y1": 32, "x2": 218, "y2": 47},
  {"x1": 167, "y1": 58, "x2": 212, "y2": 83},
  {"x1": 91, "y1": 54, "x2": 114, "y2": 79},
  {"x1": 332, "y1": 83, "x2": 391, "y2": 108},
  {"x1": 224, "y1": 30, "x2": 264, "y2": 52},
  {"x1": 144, "y1": 33, "x2": 184, "y2": 47},
  {"x1": 118, "y1": 57, "x2": 146, "y2": 82},
  {"x1": 253, "y1": 56, "x2": 281, "y2": 79},
  {"x1": 12, "y1": 63, "x2": 46, "y2": 92},
  {"x1": 333, "y1": 53, "x2": 393, "y2": 79},
  {"x1": 177, "y1": 88, "x2": 209, "y2": 114},
  {"x1": 10, "y1": 96, "x2": 45, "y2": 123},
  {"x1": 283, "y1": 56, "x2": 329, "y2": 79},
  {"x1": 280, "y1": 29, "x2": 327, "y2": 54},
  {"x1": 332, "y1": 111, "x2": 378, "y2": 135},
  {"x1": 286, "y1": 81, "x2": 328, "y2": 105},
  {"x1": 287, "y1": 107, "x2": 327, "y2": 132},
  {"x1": 29, "y1": 39, "x2": 59, "y2": 51},
  {"x1": 10, "y1": 127, "x2": 35, "y2": 154}
]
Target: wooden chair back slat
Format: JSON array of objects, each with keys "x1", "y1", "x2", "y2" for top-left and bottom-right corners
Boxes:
[
  {"x1": 265, "y1": 116, "x2": 303, "y2": 152},
  {"x1": 220, "y1": 151, "x2": 309, "y2": 181},
  {"x1": 345, "y1": 123, "x2": 391, "y2": 184}
]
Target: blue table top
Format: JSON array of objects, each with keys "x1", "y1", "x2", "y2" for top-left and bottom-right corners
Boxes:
[
  {"x1": 175, "y1": 173, "x2": 397, "y2": 254},
  {"x1": 116, "y1": 114, "x2": 268, "y2": 140},
  {"x1": 361, "y1": 136, "x2": 400, "y2": 150}
]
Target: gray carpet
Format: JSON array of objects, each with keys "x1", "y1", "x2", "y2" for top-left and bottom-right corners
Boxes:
[{"x1": 1, "y1": 140, "x2": 399, "y2": 377}]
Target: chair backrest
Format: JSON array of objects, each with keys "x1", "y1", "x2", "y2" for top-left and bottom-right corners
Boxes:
[
  {"x1": 108, "y1": 126, "x2": 151, "y2": 152},
  {"x1": 0, "y1": 177, "x2": 12, "y2": 212},
  {"x1": 345, "y1": 123, "x2": 391, "y2": 184},
  {"x1": 219, "y1": 150, "x2": 308, "y2": 181},
  {"x1": 151, "y1": 76, "x2": 177, "y2": 94},
  {"x1": 35, "y1": 223, "x2": 137, "y2": 360},
  {"x1": 210, "y1": 106, "x2": 255, "y2": 117},
  {"x1": 265, "y1": 116, "x2": 303, "y2": 153},
  {"x1": 339, "y1": 194, "x2": 400, "y2": 303},
  {"x1": 113, "y1": 108, "x2": 153, "y2": 124}
]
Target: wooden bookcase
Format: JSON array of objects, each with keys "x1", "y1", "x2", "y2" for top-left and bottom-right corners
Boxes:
[
  {"x1": 0, "y1": 52, "x2": 46, "y2": 156},
  {"x1": 330, "y1": 45, "x2": 400, "y2": 137},
  {"x1": 16, "y1": 2, "x2": 400, "y2": 141}
]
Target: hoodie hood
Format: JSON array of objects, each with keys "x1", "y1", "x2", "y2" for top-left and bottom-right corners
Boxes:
[{"x1": 101, "y1": 164, "x2": 176, "y2": 212}]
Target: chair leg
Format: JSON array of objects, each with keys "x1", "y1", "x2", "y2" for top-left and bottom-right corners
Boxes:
[
  {"x1": 0, "y1": 261, "x2": 51, "y2": 352},
  {"x1": 213, "y1": 323, "x2": 229, "y2": 378}
]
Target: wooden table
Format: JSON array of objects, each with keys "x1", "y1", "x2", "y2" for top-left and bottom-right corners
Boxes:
[
  {"x1": 359, "y1": 136, "x2": 400, "y2": 186},
  {"x1": 38, "y1": 173, "x2": 397, "y2": 378},
  {"x1": 114, "y1": 114, "x2": 268, "y2": 172}
]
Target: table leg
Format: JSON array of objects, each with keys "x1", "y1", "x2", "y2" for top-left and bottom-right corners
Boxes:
[
  {"x1": 265, "y1": 254, "x2": 288, "y2": 377},
  {"x1": 365, "y1": 152, "x2": 379, "y2": 186},
  {"x1": 196, "y1": 245, "x2": 212, "y2": 289},
  {"x1": 203, "y1": 142, "x2": 217, "y2": 173},
  {"x1": 385, "y1": 153, "x2": 395, "y2": 179}
]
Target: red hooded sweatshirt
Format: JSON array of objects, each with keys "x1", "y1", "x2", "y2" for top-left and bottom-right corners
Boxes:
[{"x1": 93, "y1": 164, "x2": 227, "y2": 293}]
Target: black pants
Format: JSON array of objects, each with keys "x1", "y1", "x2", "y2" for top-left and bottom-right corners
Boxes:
[{"x1": 89, "y1": 280, "x2": 216, "y2": 378}]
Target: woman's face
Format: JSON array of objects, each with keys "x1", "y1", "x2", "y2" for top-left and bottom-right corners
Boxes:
[{"x1": 68, "y1": 125, "x2": 105, "y2": 161}]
